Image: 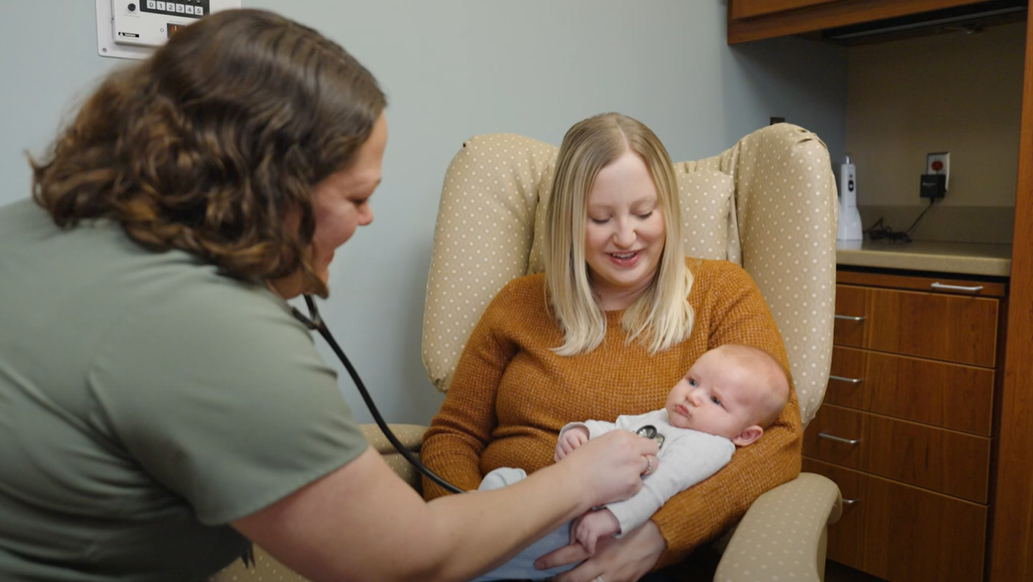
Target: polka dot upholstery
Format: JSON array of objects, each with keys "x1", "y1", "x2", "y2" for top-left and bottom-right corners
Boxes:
[
  {"x1": 714, "y1": 473, "x2": 844, "y2": 582},
  {"x1": 207, "y1": 545, "x2": 311, "y2": 582},
  {"x1": 421, "y1": 134, "x2": 554, "y2": 391},
  {"x1": 361, "y1": 423, "x2": 426, "y2": 492}
]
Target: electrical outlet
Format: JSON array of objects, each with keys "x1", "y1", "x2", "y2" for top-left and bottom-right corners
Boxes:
[{"x1": 926, "y1": 152, "x2": 950, "y2": 191}]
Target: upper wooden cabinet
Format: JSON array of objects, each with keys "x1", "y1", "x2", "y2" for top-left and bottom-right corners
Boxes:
[{"x1": 727, "y1": 0, "x2": 1013, "y2": 44}]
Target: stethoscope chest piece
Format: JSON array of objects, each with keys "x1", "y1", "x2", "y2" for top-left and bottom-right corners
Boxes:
[{"x1": 636, "y1": 424, "x2": 665, "y2": 450}]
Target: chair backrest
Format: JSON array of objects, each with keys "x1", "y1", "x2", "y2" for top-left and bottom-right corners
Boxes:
[{"x1": 422, "y1": 124, "x2": 837, "y2": 426}]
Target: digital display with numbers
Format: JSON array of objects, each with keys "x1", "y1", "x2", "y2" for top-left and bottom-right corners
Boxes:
[{"x1": 141, "y1": 0, "x2": 210, "y2": 19}]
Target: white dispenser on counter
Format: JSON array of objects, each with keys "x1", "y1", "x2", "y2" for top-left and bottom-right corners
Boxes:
[{"x1": 837, "y1": 155, "x2": 863, "y2": 242}]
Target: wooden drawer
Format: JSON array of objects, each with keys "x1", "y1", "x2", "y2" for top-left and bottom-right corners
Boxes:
[
  {"x1": 825, "y1": 346, "x2": 994, "y2": 435},
  {"x1": 834, "y1": 284, "x2": 999, "y2": 367},
  {"x1": 804, "y1": 459, "x2": 987, "y2": 582},
  {"x1": 804, "y1": 404, "x2": 991, "y2": 503}
]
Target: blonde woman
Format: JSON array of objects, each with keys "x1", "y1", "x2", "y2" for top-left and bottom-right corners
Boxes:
[{"x1": 421, "y1": 113, "x2": 803, "y2": 582}]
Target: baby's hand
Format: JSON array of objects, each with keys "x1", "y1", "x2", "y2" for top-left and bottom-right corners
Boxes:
[
  {"x1": 571, "y1": 508, "x2": 621, "y2": 555},
  {"x1": 554, "y1": 427, "x2": 590, "y2": 462}
]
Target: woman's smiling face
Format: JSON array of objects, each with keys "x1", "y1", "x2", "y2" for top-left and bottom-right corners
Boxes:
[{"x1": 583, "y1": 151, "x2": 666, "y2": 311}]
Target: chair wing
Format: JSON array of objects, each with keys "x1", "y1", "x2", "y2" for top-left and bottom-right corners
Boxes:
[
  {"x1": 704, "y1": 124, "x2": 838, "y2": 425},
  {"x1": 421, "y1": 134, "x2": 556, "y2": 392}
]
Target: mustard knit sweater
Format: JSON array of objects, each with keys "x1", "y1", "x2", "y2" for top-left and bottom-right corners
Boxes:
[{"x1": 421, "y1": 259, "x2": 802, "y2": 568}]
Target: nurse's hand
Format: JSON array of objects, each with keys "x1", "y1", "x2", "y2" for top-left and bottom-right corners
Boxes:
[
  {"x1": 560, "y1": 430, "x2": 658, "y2": 509},
  {"x1": 536, "y1": 520, "x2": 665, "y2": 582}
]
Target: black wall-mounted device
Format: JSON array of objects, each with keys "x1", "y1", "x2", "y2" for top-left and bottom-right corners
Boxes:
[{"x1": 920, "y1": 174, "x2": 947, "y2": 199}]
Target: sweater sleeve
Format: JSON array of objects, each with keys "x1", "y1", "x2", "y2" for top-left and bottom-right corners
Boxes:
[
  {"x1": 649, "y1": 262, "x2": 804, "y2": 567},
  {"x1": 420, "y1": 284, "x2": 520, "y2": 500}
]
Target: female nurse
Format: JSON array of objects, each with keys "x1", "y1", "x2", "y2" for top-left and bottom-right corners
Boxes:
[{"x1": 0, "y1": 10, "x2": 658, "y2": 582}]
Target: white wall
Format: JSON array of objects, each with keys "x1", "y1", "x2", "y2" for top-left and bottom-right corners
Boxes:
[{"x1": 0, "y1": 1, "x2": 846, "y2": 424}]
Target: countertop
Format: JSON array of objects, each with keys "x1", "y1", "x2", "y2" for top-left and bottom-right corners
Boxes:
[{"x1": 836, "y1": 239, "x2": 1012, "y2": 277}]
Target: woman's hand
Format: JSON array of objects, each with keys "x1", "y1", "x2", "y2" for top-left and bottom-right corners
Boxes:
[
  {"x1": 559, "y1": 431, "x2": 658, "y2": 509},
  {"x1": 536, "y1": 520, "x2": 666, "y2": 582}
]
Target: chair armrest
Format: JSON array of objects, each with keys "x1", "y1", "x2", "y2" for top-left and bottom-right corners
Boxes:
[
  {"x1": 208, "y1": 546, "x2": 311, "y2": 582},
  {"x1": 714, "y1": 472, "x2": 842, "y2": 582},
  {"x1": 360, "y1": 423, "x2": 427, "y2": 493}
]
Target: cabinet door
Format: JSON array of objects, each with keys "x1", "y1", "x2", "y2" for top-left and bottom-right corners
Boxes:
[
  {"x1": 730, "y1": 0, "x2": 841, "y2": 20},
  {"x1": 834, "y1": 284, "x2": 998, "y2": 367},
  {"x1": 805, "y1": 405, "x2": 991, "y2": 502},
  {"x1": 826, "y1": 346, "x2": 994, "y2": 435},
  {"x1": 804, "y1": 459, "x2": 987, "y2": 582}
]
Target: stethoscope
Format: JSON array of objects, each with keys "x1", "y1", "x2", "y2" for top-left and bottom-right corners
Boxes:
[{"x1": 292, "y1": 294, "x2": 465, "y2": 494}]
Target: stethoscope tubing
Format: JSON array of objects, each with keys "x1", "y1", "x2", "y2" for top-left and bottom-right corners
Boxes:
[{"x1": 292, "y1": 294, "x2": 465, "y2": 495}]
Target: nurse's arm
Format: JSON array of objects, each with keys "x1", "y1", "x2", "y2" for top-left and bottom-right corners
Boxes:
[{"x1": 232, "y1": 431, "x2": 656, "y2": 582}]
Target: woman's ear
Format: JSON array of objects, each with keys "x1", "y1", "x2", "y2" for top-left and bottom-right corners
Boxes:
[{"x1": 731, "y1": 425, "x2": 763, "y2": 447}]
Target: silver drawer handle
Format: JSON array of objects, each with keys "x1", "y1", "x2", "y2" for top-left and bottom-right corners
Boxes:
[
  {"x1": 834, "y1": 314, "x2": 866, "y2": 321},
  {"x1": 931, "y1": 282, "x2": 984, "y2": 293},
  {"x1": 841, "y1": 498, "x2": 859, "y2": 506},
  {"x1": 829, "y1": 375, "x2": 864, "y2": 384},
  {"x1": 818, "y1": 432, "x2": 860, "y2": 445}
]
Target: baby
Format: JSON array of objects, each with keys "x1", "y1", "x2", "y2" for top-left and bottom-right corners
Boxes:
[
  {"x1": 557, "y1": 343, "x2": 790, "y2": 554},
  {"x1": 471, "y1": 344, "x2": 790, "y2": 582}
]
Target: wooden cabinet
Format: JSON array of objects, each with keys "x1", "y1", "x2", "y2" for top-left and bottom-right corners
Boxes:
[
  {"x1": 803, "y1": 267, "x2": 1007, "y2": 581},
  {"x1": 727, "y1": 0, "x2": 1006, "y2": 44}
]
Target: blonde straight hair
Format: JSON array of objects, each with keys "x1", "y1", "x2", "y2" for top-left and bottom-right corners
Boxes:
[{"x1": 544, "y1": 113, "x2": 694, "y2": 355}]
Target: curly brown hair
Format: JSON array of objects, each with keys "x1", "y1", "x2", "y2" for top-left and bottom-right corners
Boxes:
[{"x1": 31, "y1": 9, "x2": 386, "y2": 296}]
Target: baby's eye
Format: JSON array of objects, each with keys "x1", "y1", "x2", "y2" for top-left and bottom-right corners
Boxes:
[
  {"x1": 710, "y1": 396, "x2": 722, "y2": 406},
  {"x1": 688, "y1": 379, "x2": 697, "y2": 387}
]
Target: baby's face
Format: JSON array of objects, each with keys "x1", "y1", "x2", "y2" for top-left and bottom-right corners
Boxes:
[{"x1": 665, "y1": 349, "x2": 764, "y2": 442}]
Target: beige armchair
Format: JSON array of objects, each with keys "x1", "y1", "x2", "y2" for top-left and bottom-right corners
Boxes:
[{"x1": 211, "y1": 123, "x2": 843, "y2": 582}]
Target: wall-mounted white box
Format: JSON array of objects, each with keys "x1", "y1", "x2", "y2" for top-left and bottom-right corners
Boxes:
[{"x1": 96, "y1": 0, "x2": 241, "y2": 60}]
